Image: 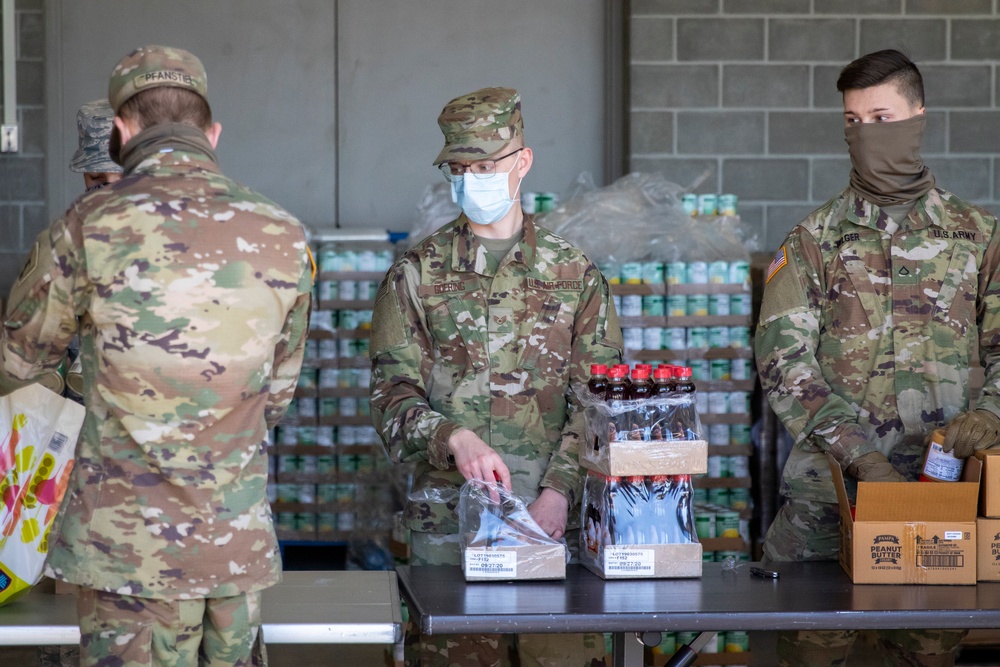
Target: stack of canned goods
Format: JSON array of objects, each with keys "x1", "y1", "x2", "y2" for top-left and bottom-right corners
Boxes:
[
  {"x1": 520, "y1": 191, "x2": 560, "y2": 215},
  {"x1": 608, "y1": 258, "x2": 750, "y2": 290},
  {"x1": 272, "y1": 424, "x2": 380, "y2": 449},
  {"x1": 706, "y1": 454, "x2": 751, "y2": 479},
  {"x1": 694, "y1": 501, "x2": 752, "y2": 558},
  {"x1": 692, "y1": 485, "x2": 752, "y2": 515},
  {"x1": 679, "y1": 193, "x2": 739, "y2": 218},
  {"x1": 650, "y1": 630, "x2": 750, "y2": 656},
  {"x1": 621, "y1": 325, "x2": 753, "y2": 356},
  {"x1": 315, "y1": 243, "x2": 394, "y2": 275}
]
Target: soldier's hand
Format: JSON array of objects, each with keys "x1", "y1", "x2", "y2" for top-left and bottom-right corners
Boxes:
[
  {"x1": 943, "y1": 410, "x2": 1000, "y2": 459},
  {"x1": 527, "y1": 488, "x2": 569, "y2": 540},
  {"x1": 846, "y1": 451, "x2": 906, "y2": 483},
  {"x1": 447, "y1": 428, "x2": 512, "y2": 490}
]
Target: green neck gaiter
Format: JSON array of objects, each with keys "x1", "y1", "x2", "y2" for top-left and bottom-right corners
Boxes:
[
  {"x1": 120, "y1": 122, "x2": 218, "y2": 174},
  {"x1": 845, "y1": 114, "x2": 935, "y2": 207}
]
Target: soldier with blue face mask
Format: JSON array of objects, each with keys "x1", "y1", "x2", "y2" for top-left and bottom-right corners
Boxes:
[{"x1": 370, "y1": 87, "x2": 623, "y2": 667}]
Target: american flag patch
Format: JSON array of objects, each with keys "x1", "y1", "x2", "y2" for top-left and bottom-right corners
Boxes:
[{"x1": 766, "y1": 245, "x2": 787, "y2": 284}]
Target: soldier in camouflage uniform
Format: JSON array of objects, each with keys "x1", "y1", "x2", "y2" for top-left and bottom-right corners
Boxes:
[
  {"x1": 369, "y1": 87, "x2": 622, "y2": 667},
  {"x1": 69, "y1": 99, "x2": 123, "y2": 192},
  {"x1": 1, "y1": 45, "x2": 312, "y2": 667},
  {"x1": 757, "y1": 50, "x2": 1000, "y2": 666},
  {"x1": 35, "y1": 97, "x2": 125, "y2": 667}
]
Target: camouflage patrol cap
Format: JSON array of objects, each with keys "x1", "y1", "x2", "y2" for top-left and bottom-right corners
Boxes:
[
  {"x1": 108, "y1": 45, "x2": 209, "y2": 113},
  {"x1": 69, "y1": 99, "x2": 122, "y2": 174},
  {"x1": 433, "y1": 87, "x2": 523, "y2": 165}
]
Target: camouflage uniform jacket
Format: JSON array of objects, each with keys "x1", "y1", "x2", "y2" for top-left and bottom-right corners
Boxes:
[
  {"x1": 757, "y1": 187, "x2": 1000, "y2": 504},
  {"x1": 2, "y1": 144, "x2": 312, "y2": 599},
  {"x1": 369, "y1": 214, "x2": 622, "y2": 534}
]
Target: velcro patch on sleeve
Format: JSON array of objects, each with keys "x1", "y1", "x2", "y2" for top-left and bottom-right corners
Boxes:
[{"x1": 766, "y1": 245, "x2": 788, "y2": 284}]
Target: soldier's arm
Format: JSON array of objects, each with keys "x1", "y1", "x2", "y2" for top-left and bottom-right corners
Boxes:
[
  {"x1": 1, "y1": 216, "x2": 84, "y2": 394},
  {"x1": 540, "y1": 263, "x2": 623, "y2": 506},
  {"x1": 265, "y1": 246, "x2": 312, "y2": 430},
  {"x1": 974, "y1": 212, "x2": 1000, "y2": 417},
  {"x1": 755, "y1": 229, "x2": 875, "y2": 469},
  {"x1": 368, "y1": 261, "x2": 464, "y2": 470}
]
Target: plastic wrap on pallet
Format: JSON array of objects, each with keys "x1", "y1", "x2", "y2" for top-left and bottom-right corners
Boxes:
[{"x1": 540, "y1": 172, "x2": 757, "y2": 272}]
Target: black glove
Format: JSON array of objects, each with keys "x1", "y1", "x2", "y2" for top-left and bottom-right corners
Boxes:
[
  {"x1": 846, "y1": 451, "x2": 906, "y2": 483},
  {"x1": 942, "y1": 410, "x2": 1000, "y2": 459}
]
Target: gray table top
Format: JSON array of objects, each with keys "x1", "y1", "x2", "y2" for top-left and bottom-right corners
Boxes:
[
  {"x1": 397, "y1": 562, "x2": 1000, "y2": 635},
  {"x1": 0, "y1": 571, "x2": 403, "y2": 646}
]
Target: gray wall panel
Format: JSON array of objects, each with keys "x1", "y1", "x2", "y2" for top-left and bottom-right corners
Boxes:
[
  {"x1": 51, "y1": 1, "x2": 337, "y2": 227},
  {"x1": 336, "y1": 0, "x2": 606, "y2": 231}
]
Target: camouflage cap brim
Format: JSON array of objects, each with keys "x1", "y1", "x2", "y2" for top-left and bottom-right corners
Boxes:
[
  {"x1": 433, "y1": 87, "x2": 523, "y2": 166},
  {"x1": 432, "y1": 136, "x2": 515, "y2": 166}
]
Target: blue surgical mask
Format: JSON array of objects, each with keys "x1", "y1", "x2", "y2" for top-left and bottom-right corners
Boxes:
[{"x1": 451, "y1": 165, "x2": 523, "y2": 226}]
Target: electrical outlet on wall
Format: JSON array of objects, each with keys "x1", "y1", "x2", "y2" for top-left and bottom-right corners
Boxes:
[{"x1": 1, "y1": 125, "x2": 18, "y2": 153}]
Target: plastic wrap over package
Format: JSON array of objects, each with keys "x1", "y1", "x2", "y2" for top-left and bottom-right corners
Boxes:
[
  {"x1": 577, "y1": 387, "x2": 707, "y2": 477},
  {"x1": 582, "y1": 472, "x2": 702, "y2": 579},
  {"x1": 458, "y1": 479, "x2": 568, "y2": 581}
]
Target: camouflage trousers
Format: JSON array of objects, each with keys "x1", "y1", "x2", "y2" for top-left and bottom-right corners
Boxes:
[
  {"x1": 406, "y1": 531, "x2": 607, "y2": 667},
  {"x1": 76, "y1": 587, "x2": 267, "y2": 667},
  {"x1": 37, "y1": 645, "x2": 79, "y2": 667},
  {"x1": 762, "y1": 499, "x2": 966, "y2": 667}
]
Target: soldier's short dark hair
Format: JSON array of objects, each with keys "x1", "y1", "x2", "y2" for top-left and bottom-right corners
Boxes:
[
  {"x1": 836, "y1": 49, "x2": 924, "y2": 107},
  {"x1": 118, "y1": 87, "x2": 212, "y2": 132}
]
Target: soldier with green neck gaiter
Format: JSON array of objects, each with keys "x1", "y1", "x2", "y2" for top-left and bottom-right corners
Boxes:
[{"x1": 757, "y1": 49, "x2": 1000, "y2": 666}]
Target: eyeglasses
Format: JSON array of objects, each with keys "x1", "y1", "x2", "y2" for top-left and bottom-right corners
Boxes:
[{"x1": 439, "y1": 148, "x2": 523, "y2": 182}]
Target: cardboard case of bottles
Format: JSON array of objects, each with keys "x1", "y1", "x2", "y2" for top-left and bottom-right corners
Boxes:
[
  {"x1": 579, "y1": 393, "x2": 707, "y2": 477},
  {"x1": 581, "y1": 472, "x2": 702, "y2": 578},
  {"x1": 829, "y1": 454, "x2": 981, "y2": 585}
]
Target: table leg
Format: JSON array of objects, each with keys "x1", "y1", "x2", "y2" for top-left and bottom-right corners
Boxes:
[
  {"x1": 611, "y1": 632, "x2": 644, "y2": 667},
  {"x1": 663, "y1": 631, "x2": 713, "y2": 667}
]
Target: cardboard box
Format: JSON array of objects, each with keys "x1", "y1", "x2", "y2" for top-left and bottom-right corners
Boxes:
[
  {"x1": 975, "y1": 449, "x2": 1000, "y2": 517},
  {"x1": 581, "y1": 437, "x2": 708, "y2": 477},
  {"x1": 582, "y1": 543, "x2": 702, "y2": 579},
  {"x1": 462, "y1": 544, "x2": 567, "y2": 581},
  {"x1": 829, "y1": 455, "x2": 980, "y2": 585},
  {"x1": 580, "y1": 471, "x2": 702, "y2": 579},
  {"x1": 976, "y1": 517, "x2": 1000, "y2": 582}
]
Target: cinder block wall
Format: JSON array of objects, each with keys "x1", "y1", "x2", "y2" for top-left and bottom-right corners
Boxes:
[
  {"x1": 629, "y1": 0, "x2": 1000, "y2": 253},
  {"x1": 0, "y1": 0, "x2": 45, "y2": 294}
]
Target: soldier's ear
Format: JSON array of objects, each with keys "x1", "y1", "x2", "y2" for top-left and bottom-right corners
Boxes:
[
  {"x1": 113, "y1": 117, "x2": 132, "y2": 151},
  {"x1": 205, "y1": 122, "x2": 222, "y2": 150}
]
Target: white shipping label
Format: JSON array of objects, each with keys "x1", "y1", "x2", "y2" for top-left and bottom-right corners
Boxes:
[
  {"x1": 604, "y1": 548, "x2": 655, "y2": 574},
  {"x1": 465, "y1": 550, "x2": 517, "y2": 578},
  {"x1": 944, "y1": 531, "x2": 963, "y2": 540}
]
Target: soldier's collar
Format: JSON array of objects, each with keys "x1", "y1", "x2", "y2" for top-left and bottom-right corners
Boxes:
[
  {"x1": 453, "y1": 213, "x2": 537, "y2": 274},
  {"x1": 846, "y1": 188, "x2": 940, "y2": 232}
]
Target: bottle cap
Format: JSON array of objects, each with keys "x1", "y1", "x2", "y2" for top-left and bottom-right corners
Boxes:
[{"x1": 590, "y1": 364, "x2": 608, "y2": 375}]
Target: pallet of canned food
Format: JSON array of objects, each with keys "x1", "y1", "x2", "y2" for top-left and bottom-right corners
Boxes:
[{"x1": 267, "y1": 234, "x2": 400, "y2": 544}]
